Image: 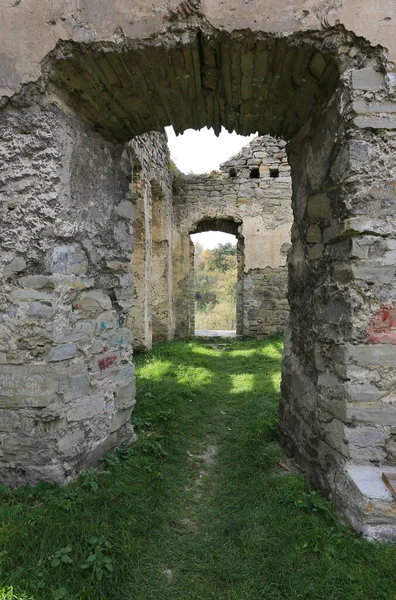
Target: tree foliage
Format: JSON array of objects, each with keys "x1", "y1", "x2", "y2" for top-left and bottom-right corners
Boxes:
[{"x1": 194, "y1": 241, "x2": 237, "y2": 330}]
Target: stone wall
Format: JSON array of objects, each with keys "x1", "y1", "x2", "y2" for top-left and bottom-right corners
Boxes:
[
  {"x1": 279, "y1": 61, "x2": 396, "y2": 542},
  {"x1": 172, "y1": 136, "x2": 292, "y2": 337},
  {"x1": 0, "y1": 90, "x2": 137, "y2": 486},
  {"x1": 0, "y1": 91, "x2": 173, "y2": 486},
  {"x1": 127, "y1": 133, "x2": 174, "y2": 351}
]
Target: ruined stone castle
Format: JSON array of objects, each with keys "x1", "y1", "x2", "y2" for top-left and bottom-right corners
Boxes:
[{"x1": 1, "y1": 0, "x2": 396, "y2": 541}]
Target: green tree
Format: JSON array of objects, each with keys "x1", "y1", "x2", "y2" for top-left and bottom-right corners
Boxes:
[
  {"x1": 206, "y1": 242, "x2": 236, "y2": 272},
  {"x1": 194, "y1": 240, "x2": 237, "y2": 329}
]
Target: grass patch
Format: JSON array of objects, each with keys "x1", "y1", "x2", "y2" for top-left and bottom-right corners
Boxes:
[{"x1": 1, "y1": 336, "x2": 396, "y2": 599}]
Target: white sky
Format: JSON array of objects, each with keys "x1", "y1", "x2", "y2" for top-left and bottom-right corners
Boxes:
[
  {"x1": 166, "y1": 126, "x2": 255, "y2": 248},
  {"x1": 191, "y1": 231, "x2": 236, "y2": 249},
  {"x1": 166, "y1": 126, "x2": 256, "y2": 175}
]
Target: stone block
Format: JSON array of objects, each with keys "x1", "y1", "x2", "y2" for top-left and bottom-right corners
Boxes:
[
  {"x1": 57, "y1": 427, "x2": 85, "y2": 455},
  {"x1": 347, "y1": 403, "x2": 396, "y2": 427},
  {"x1": 96, "y1": 311, "x2": 119, "y2": 334},
  {"x1": 53, "y1": 320, "x2": 95, "y2": 343},
  {"x1": 65, "y1": 394, "x2": 105, "y2": 422},
  {"x1": 114, "y1": 221, "x2": 134, "y2": 253},
  {"x1": 345, "y1": 424, "x2": 387, "y2": 461},
  {"x1": 47, "y1": 343, "x2": 77, "y2": 362},
  {"x1": 351, "y1": 68, "x2": 384, "y2": 91},
  {"x1": 115, "y1": 377, "x2": 136, "y2": 407},
  {"x1": 352, "y1": 264, "x2": 395, "y2": 285},
  {"x1": 115, "y1": 200, "x2": 135, "y2": 220},
  {"x1": 78, "y1": 290, "x2": 112, "y2": 311},
  {"x1": 309, "y1": 52, "x2": 327, "y2": 79},
  {"x1": 347, "y1": 464, "x2": 396, "y2": 501},
  {"x1": 5, "y1": 257, "x2": 27, "y2": 277},
  {"x1": 19, "y1": 275, "x2": 53, "y2": 289},
  {"x1": 0, "y1": 365, "x2": 58, "y2": 408},
  {"x1": 49, "y1": 245, "x2": 88, "y2": 276},
  {"x1": 119, "y1": 273, "x2": 134, "y2": 288},
  {"x1": 106, "y1": 260, "x2": 130, "y2": 271},
  {"x1": 259, "y1": 165, "x2": 269, "y2": 177},
  {"x1": 109, "y1": 407, "x2": 133, "y2": 433},
  {"x1": 354, "y1": 115, "x2": 396, "y2": 129},
  {"x1": 58, "y1": 370, "x2": 90, "y2": 401},
  {"x1": 350, "y1": 239, "x2": 369, "y2": 260},
  {"x1": 28, "y1": 302, "x2": 55, "y2": 318},
  {"x1": 92, "y1": 351, "x2": 121, "y2": 374},
  {"x1": 307, "y1": 244, "x2": 324, "y2": 260},
  {"x1": 344, "y1": 344, "x2": 396, "y2": 367},
  {"x1": 106, "y1": 328, "x2": 133, "y2": 347},
  {"x1": 306, "y1": 224, "x2": 321, "y2": 244},
  {"x1": 11, "y1": 289, "x2": 54, "y2": 303},
  {"x1": 0, "y1": 409, "x2": 24, "y2": 432},
  {"x1": 307, "y1": 193, "x2": 332, "y2": 219},
  {"x1": 345, "y1": 381, "x2": 385, "y2": 403},
  {"x1": 352, "y1": 99, "x2": 396, "y2": 115}
]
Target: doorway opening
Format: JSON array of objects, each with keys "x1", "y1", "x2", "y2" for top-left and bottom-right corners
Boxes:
[
  {"x1": 191, "y1": 231, "x2": 237, "y2": 337},
  {"x1": 189, "y1": 219, "x2": 244, "y2": 337}
]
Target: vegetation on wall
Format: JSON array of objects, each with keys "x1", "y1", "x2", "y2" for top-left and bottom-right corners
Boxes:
[{"x1": 194, "y1": 241, "x2": 237, "y2": 331}]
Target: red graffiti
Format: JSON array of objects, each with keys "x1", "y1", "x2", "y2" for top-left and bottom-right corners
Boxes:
[
  {"x1": 98, "y1": 355, "x2": 117, "y2": 372},
  {"x1": 368, "y1": 306, "x2": 396, "y2": 344}
]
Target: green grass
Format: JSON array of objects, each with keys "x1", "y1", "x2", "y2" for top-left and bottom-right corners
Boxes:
[{"x1": 1, "y1": 336, "x2": 396, "y2": 599}]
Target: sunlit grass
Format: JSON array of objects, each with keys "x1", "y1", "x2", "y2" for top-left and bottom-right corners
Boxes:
[
  {"x1": 138, "y1": 358, "x2": 173, "y2": 379},
  {"x1": 230, "y1": 373, "x2": 255, "y2": 393},
  {"x1": 175, "y1": 364, "x2": 213, "y2": 386},
  {"x1": 228, "y1": 348, "x2": 257, "y2": 357}
]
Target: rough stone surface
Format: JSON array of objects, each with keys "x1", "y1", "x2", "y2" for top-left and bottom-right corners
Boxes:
[{"x1": 0, "y1": 95, "x2": 138, "y2": 486}]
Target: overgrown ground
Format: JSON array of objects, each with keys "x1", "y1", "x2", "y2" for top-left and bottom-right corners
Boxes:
[{"x1": 2, "y1": 336, "x2": 396, "y2": 600}]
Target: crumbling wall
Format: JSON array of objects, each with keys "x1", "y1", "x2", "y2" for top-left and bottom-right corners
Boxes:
[
  {"x1": 127, "y1": 133, "x2": 174, "y2": 351},
  {"x1": 0, "y1": 90, "x2": 137, "y2": 486},
  {"x1": 280, "y1": 62, "x2": 396, "y2": 542},
  {"x1": 172, "y1": 136, "x2": 292, "y2": 336}
]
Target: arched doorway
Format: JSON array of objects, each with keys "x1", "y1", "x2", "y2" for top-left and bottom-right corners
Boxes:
[{"x1": 189, "y1": 218, "x2": 243, "y2": 336}]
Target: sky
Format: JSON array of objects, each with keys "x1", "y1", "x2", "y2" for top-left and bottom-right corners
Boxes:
[
  {"x1": 190, "y1": 231, "x2": 236, "y2": 249},
  {"x1": 166, "y1": 126, "x2": 255, "y2": 248}
]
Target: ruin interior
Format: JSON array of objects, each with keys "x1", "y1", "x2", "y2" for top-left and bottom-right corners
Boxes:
[{"x1": 1, "y1": 0, "x2": 396, "y2": 542}]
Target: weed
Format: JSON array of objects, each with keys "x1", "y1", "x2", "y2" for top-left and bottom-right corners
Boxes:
[
  {"x1": 78, "y1": 468, "x2": 100, "y2": 492},
  {"x1": 132, "y1": 415, "x2": 153, "y2": 429},
  {"x1": 52, "y1": 588, "x2": 68, "y2": 600},
  {"x1": 49, "y1": 547, "x2": 73, "y2": 568},
  {"x1": 98, "y1": 452, "x2": 121, "y2": 470},
  {"x1": 80, "y1": 538, "x2": 113, "y2": 581},
  {"x1": 297, "y1": 490, "x2": 332, "y2": 515},
  {"x1": 0, "y1": 587, "x2": 32, "y2": 600}
]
